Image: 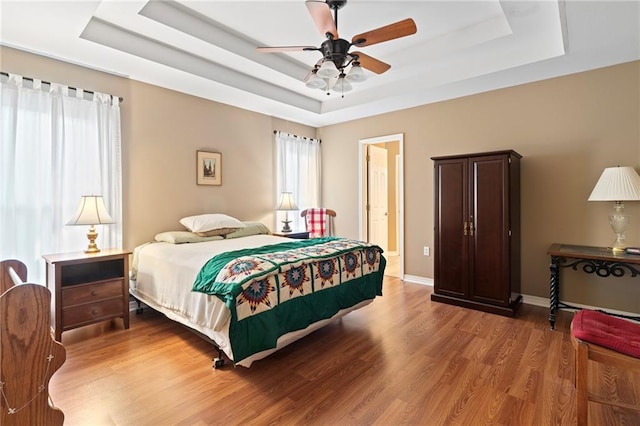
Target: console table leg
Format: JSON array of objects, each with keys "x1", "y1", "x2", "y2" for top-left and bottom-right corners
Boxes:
[{"x1": 549, "y1": 256, "x2": 560, "y2": 330}]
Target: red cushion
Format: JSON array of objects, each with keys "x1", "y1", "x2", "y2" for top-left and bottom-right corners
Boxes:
[{"x1": 572, "y1": 310, "x2": 640, "y2": 359}]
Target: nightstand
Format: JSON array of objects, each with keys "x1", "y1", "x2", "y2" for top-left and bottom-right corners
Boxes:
[
  {"x1": 43, "y1": 249, "x2": 132, "y2": 341},
  {"x1": 272, "y1": 230, "x2": 310, "y2": 239}
]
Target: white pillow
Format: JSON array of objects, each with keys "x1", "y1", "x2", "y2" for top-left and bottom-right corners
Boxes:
[
  {"x1": 179, "y1": 214, "x2": 246, "y2": 233},
  {"x1": 225, "y1": 221, "x2": 272, "y2": 239},
  {"x1": 154, "y1": 231, "x2": 224, "y2": 244}
]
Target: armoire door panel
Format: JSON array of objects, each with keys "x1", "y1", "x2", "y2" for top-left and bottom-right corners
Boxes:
[
  {"x1": 434, "y1": 159, "x2": 468, "y2": 297},
  {"x1": 470, "y1": 156, "x2": 509, "y2": 304}
]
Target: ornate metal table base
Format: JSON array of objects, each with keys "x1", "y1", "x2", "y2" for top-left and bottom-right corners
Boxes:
[{"x1": 548, "y1": 244, "x2": 640, "y2": 329}]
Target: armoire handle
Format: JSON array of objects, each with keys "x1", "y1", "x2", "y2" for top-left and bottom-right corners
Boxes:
[{"x1": 463, "y1": 222, "x2": 468, "y2": 235}]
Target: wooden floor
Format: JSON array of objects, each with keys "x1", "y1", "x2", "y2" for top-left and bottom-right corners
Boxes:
[{"x1": 50, "y1": 277, "x2": 640, "y2": 425}]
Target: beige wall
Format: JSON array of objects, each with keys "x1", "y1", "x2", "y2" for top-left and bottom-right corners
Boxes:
[
  {"x1": 3, "y1": 44, "x2": 640, "y2": 313},
  {"x1": 0, "y1": 46, "x2": 317, "y2": 249},
  {"x1": 320, "y1": 61, "x2": 640, "y2": 313}
]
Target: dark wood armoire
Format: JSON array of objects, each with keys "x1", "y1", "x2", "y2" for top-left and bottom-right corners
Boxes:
[{"x1": 431, "y1": 150, "x2": 522, "y2": 316}]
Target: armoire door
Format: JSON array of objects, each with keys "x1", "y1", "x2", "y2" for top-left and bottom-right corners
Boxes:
[
  {"x1": 432, "y1": 150, "x2": 522, "y2": 317},
  {"x1": 468, "y1": 154, "x2": 510, "y2": 306},
  {"x1": 434, "y1": 157, "x2": 469, "y2": 298}
]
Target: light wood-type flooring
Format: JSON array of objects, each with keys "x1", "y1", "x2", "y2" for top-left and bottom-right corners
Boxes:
[{"x1": 50, "y1": 277, "x2": 640, "y2": 425}]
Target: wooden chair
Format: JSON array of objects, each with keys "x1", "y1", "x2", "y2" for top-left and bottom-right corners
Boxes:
[
  {"x1": 0, "y1": 259, "x2": 26, "y2": 295},
  {"x1": 570, "y1": 310, "x2": 640, "y2": 425},
  {"x1": 0, "y1": 259, "x2": 66, "y2": 426},
  {"x1": 301, "y1": 208, "x2": 336, "y2": 237}
]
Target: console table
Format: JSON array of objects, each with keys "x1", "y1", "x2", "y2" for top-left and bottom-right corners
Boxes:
[{"x1": 547, "y1": 243, "x2": 640, "y2": 329}]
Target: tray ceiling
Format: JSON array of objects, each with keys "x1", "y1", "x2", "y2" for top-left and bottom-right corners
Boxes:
[{"x1": 1, "y1": 1, "x2": 639, "y2": 127}]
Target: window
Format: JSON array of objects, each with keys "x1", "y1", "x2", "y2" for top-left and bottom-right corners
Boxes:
[
  {"x1": 274, "y1": 132, "x2": 321, "y2": 231},
  {"x1": 0, "y1": 74, "x2": 122, "y2": 282}
]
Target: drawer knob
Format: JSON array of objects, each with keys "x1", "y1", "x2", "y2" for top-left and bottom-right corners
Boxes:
[
  {"x1": 92, "y1": 309, "x2": 98, "y2": 315},
  {"x1": 91, "y1": 291, "x2": 98, "y2": 296}
]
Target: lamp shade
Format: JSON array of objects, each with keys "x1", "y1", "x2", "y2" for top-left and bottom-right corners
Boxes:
[
  {"x1": 346, "y1": 63, "x2": 366, "y2": 82},
  {"x1": 66, "y1": 195, "x2": 115, "y2": 225},
  {"x1": 276, "y1": 192, "x2": 298, "y2": 211},
  {"x1": 332, "y1": 74, "x2": 353, "y2": 93},
  {"x1": 588, "y1": 166, "x2": 640, "y2": 201},
  {"x1": 305, "y1": 72, "x2": 327, "y2": 90},
  {"x1": 317, "y1": 60, "x2": 339, "y2": 79}
]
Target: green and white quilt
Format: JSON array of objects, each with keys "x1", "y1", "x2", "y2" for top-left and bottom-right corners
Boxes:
[{"x1": 192, "y1": 237, "x2": 386, "y2": 363}]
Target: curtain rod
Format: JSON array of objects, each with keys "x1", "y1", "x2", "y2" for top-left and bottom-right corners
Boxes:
[
  {"x1": 0, "y1": 71, "x2": 124, "y2": 103},
  {"x1": 273, "y1": 130, "x2": 321, "y2": 143}
]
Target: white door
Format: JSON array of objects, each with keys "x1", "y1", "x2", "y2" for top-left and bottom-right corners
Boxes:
[{"x1": 368, "y1": 145, "x2": 388, "y2": 252}]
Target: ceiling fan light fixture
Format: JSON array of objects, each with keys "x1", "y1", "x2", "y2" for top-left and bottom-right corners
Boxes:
[
  {"x1": 257, "y1": 1, "x2": 417, "y2": 96},
  {"x1": 332, "y1": 73, "x2": 352, "y2": 93},
  {"x1": 317, "y1": 60, "x2": 340, "y2": 79},
  {"x1": 346, "y1": 62, "x2": 366, "y2": 82},
  {"x1": 305, "y1": 71, "x2": 327, "y2": 90}
]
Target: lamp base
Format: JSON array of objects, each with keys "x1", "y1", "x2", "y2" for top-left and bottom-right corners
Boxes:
[
  {"x1": 84, "y1": 225, "x2": 101, "y2": 253},
  {"x1": 609, "y1": 201, "x2": 629, "y2": 252},
  {"x1": 281, "y1": 220, "x2": 292, "y2": 233}
]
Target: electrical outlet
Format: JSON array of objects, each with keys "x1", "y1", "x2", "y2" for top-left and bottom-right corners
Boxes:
[{"x1": 423, "y1": 246, "x2": 430, "y2": 256}]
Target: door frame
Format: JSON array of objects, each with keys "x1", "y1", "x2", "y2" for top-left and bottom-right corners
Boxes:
[{"x1": 358, "y1": 133, "x2": 404, "y2": 278}]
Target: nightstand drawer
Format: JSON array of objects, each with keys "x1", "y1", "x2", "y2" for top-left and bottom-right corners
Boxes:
[
  {"x1": 62, "y1": 279, "x2": 124, "y2": 307},
  {"x1": 62, "y1": 298, "x2": 124, "y2": 327}
]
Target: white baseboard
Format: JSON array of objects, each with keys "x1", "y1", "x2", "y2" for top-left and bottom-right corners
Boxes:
[
  {"x1": 398, "y1": 276, "x2": 639, "y2": 320},
  {"x1": 130, "y1": 277, "x2": 638, "y2": 322},
  {"x1": 523, "y1": 294, "x2": 640, "y2": 320},
  {"x1": 521, "y1": 294, "x2": 549, "y2": 307},
  {"x1": 402, "y1": 275, "x2": 433, "y2": 286}
]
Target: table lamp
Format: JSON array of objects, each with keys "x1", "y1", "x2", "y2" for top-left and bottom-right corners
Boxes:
[
  {"x1": 276, "y1": 192, "x2": 298, "y2": 233},
  {"x1": 66, "y1": 195, "x2": 115, "y2": 253},
  {"x1": 588, "y1": 166, "x2": 640, "y2": 252}
]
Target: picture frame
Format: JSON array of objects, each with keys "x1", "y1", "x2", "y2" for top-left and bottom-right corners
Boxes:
[{"x1": 196, "y1": 151, "x2": 222, "y2": 186}]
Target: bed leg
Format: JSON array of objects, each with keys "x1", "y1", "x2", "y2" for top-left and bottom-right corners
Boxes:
[
  {"x1": 130, "y1": 296, "x2": 144, "y2": 315},
  {"x1": 212, "y1": 348, "x2": 225, "y2": 369}
]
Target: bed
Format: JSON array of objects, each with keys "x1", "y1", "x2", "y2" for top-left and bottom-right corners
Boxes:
[{"x1": 129, "y1": 222, "x2": 386, "y2": 368}]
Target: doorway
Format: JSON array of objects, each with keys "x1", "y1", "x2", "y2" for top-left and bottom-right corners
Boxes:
[{"x1": 359, "y1": 134, "x2": 404, "y2": 279}]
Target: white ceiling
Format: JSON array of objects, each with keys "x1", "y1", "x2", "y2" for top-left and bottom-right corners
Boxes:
[{"x1": 1, "y1": 1, "x2": 639, "y2": 127}]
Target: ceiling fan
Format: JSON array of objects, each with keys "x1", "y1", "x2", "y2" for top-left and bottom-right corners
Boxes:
[{"x1": 256, "y1": 0, "x2": 417, "y2": 96}]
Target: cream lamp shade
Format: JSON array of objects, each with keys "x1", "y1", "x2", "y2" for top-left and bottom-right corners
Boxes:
[
  {"x1": 66, "y1": 195, "x2": 115, "y2": 253},
  {"x1": 588, "y1": 166, "x2": 640, "y2": 251},
  {"x1": 276, "y1": 192, "x2": 298, "y2": 233}
]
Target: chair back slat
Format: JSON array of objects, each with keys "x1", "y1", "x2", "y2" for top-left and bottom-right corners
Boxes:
[{"x1": 0, "y1": 259, "x2": 27, "y2": 294}]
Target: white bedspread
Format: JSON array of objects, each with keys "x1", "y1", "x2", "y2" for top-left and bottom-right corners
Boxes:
[{"x1": 130, "y1": 234, "x2": 375, "y2": 367}]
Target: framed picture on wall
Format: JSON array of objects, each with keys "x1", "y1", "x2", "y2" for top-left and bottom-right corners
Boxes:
[{"x1": 196, "y1": 151, "x2": 222, "y2": 186}]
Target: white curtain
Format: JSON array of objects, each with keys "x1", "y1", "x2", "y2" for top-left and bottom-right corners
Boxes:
[
  {"x1": 275, "y1": 131, "x2": 321, "y2": 231},
  {"x1": 0, "y1": 73, "x2": 122, "y2": 283}
]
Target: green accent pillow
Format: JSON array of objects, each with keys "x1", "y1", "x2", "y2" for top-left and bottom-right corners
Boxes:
[
  {"x1": 224, "y1": 221, "x2": 272, "y2": 239},
  {"x1": 154, "y1": 231, "x2": 224, "y2": 244}
]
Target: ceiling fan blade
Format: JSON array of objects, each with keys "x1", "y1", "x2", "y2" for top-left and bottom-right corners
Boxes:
[
  {"x1": 256, "y1": 46, "x2": 318, "y2": 53},
  {"x1": 351, "y1": 51, "x2": 391, "y2": 74},
  {"x1": 306, "y1": 0, "x2": 338, "y2": 39},
  {"x1": 351, "y1": 18, "x2": 417, "y2": 47}
]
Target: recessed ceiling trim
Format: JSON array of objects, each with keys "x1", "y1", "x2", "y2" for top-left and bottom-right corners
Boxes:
[
  {"x1": 139, "y1": 0, "x2": 312, "y2": 82},
  {"x1": 80, "y1": 17, "x2": 321, "y2": 113},
  {"x1": 3, "y1": 0, "x2": 636, "y2": 127},
  {"x1": 557, "y1": 0, "x2": 570, "y2": 53}
]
